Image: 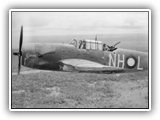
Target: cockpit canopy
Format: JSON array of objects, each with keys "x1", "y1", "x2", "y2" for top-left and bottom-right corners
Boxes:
[{"x1": 69, "y1": 39, "x2": 103, "y2": 51}]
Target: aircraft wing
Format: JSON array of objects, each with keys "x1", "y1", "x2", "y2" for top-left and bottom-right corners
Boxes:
[{"x1": 59, "y1": 59, "x2": 124, "y2": 72}]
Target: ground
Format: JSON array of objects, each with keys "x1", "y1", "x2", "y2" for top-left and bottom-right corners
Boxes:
[{"x1": 11, "y1": 65, "x2": 148, "y2": 108}]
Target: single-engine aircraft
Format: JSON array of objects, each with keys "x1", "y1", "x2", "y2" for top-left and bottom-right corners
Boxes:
[{"x1": 13, "y1": 26, "x2": 148, "y2": 75}]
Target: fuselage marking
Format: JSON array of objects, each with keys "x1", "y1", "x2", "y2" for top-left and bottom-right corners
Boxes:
[{"x1": 108, "y1": 53, "x2": 143, "y2": 70}]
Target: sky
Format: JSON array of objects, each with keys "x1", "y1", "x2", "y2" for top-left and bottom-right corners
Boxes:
[{"x1": 11, "y1": 11, "x2": 148, "y2": 48}]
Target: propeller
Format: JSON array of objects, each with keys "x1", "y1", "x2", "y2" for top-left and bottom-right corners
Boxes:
[
  {"x1": 13, "y1": 26, "x2": 23, "y2": 75},
  {"x1": 107, "y1": 41, "x2": 121, "y2": 51}
]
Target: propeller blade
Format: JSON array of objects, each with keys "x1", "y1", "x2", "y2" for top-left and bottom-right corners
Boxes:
[
  {"x1": 19, "y1": 26, "x2": 23, "y2": 55},
  {"x1": 18, "y1": 56, "x2": 21, "y2": 75}
]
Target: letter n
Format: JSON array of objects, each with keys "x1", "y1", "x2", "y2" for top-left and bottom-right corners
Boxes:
[{"x1": 108, "y1": 53, "x2": 116, "y2": 67}]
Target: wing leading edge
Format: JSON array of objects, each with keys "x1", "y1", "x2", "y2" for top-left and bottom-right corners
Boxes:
[{"x1": 59, "y1": 59, "x2": 124, "y2": 72}]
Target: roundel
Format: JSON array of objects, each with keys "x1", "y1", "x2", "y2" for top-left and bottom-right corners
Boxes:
[{"x1": 125, "y1": 56, "x2": 137, "y2": 69}]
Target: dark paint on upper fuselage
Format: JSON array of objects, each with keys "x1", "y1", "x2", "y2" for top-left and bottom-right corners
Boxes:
[{"x1": 22, "y1": 43, "x2": 148, "y2": 72}]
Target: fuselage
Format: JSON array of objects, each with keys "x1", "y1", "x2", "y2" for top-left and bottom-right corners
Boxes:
[{"x1": 21, "y1": 43, "x2": 148, "y2": 72}]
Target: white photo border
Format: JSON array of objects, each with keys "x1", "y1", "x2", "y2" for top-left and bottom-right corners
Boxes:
[{"x1": 9, "y1": 9, "x2": 151, "y2": 111}]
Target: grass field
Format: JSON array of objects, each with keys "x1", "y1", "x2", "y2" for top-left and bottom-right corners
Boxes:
[{"x1": 11, "y1": 57, "x2": 148, "y2": 108}]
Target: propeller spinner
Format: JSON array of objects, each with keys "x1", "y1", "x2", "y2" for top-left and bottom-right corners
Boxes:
[{"x1": 13, "y1": 26, "x2": 23, "y2": 75}]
